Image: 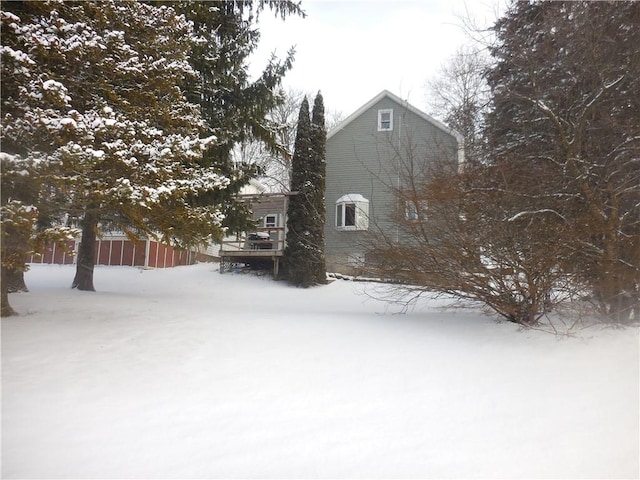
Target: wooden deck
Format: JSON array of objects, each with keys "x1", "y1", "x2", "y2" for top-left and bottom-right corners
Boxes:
[
  {"x1": 218, "y1": 192, "x2": 295, "y2": 278},
  {"x1": 219, "y1": 227, "x2": 285, "y2": 276}
]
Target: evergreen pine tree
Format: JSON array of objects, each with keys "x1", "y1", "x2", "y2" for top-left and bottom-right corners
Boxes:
[
  {"x1": 173, "y1": 0, "x2": 303, "y2": 236},
  {"x1": 2, "y1": 1, "x2": 229, "y2": 292},
  {"x1": 485, "y1": 1, "x2": 640, "y2": 321},
  {"x1": 1, "y1": 0, "x2": 303, "y2": 296},
  {"x1": 283, "y1": 93, "x2": 327, "y2": 287}
]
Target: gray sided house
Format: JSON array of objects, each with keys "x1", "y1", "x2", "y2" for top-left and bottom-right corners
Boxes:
[{"x1": 325, "y1": 90, "x2": 463, "y2": 275}]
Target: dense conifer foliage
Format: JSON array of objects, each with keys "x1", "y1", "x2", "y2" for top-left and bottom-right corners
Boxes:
[
  {"x1": 171, "y1": 0, "x2": 303, "y2": 234},
  {"x1": 1, "y1": 0, "x2": 302, "y2": 303},
  {"x1": 2, "y1": 1, "x2": 229, "y2": 292},
  {"x1": 308, "y1": 93, "x2": 328, "y2": 282},
  {"x1": 485, "y1": 1, "x2": 640, "y2": 322},
  {"x1": 283, "y1": 93, "x2": 327, "y2": 287}
]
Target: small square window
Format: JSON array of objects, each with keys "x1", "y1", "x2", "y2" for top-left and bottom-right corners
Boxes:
[
  {"x1": 264, "y1": 214, "x2": 278, "y2": 228},
  {"x1": 378, "y1": 109, "x2": 393, "y2": 131}
]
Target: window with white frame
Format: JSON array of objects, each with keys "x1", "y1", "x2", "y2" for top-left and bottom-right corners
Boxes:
[
  {"x1": 378, "y1": 109, "x2": 393, "y2": 131},
  {"x1": 336, "y1": 194, "x2": 369, "y2": 230},
  {"x1": 263, "y1": 213, "x2": 279, "y2": 228}
]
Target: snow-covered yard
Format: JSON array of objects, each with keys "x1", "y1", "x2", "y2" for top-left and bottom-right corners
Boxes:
[{"x1": 2, "y1": 263, "x2": 638, "y2": 479}]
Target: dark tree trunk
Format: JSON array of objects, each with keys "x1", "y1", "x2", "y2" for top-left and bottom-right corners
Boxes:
[
  {"x1": 1, "y1": 267, "x2": 17, "y2": 317},
  {"x1": 6, "y1": 268, "x2": 28, "y2": 293},
  {"x1": 72, "y1": 213, "x2": 97, "y2": 291}
]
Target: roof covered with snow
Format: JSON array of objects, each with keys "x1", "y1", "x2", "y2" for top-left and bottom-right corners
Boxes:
[{"x1": 336, "y1": 193, "x2": 369, "y2": 204}]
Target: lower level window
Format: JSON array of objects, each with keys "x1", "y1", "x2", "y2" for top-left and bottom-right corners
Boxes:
[
  {"x1": 336, "y1": 194, "x2": 369, "y2": 230},
  {"x1": 337, "y1": 202, "x2": 356, "y2": 227},
  {"x1": 405, "y1": 200, "x2": 428, "y2": 221}
]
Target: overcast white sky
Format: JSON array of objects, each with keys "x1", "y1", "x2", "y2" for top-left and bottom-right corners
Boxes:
[{"x1": 250, "y1": 0, "x2": 505, "y2": 118}]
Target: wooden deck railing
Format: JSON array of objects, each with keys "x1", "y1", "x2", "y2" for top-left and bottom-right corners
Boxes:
[{"x1": 220, "y1": 226, "x2": 285, "y2": 254}]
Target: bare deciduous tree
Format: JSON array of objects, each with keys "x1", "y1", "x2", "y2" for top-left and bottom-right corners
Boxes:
[
  {"x1": 364, "y1": 143, "x2": 575, "y2": 327},
  {"x1": 425, "y1": 45, "x2": 491, "y2": 165},
  {"x1": 233, "y1": 88, "x2": 343, "y2": 191}
]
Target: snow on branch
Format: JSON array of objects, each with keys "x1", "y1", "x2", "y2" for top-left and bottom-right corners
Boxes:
[{"x1": 506, "y1": 209, "x2": 567, "y2": 223}]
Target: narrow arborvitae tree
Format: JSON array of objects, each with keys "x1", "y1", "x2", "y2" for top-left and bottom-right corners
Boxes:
[
  {"x1": 283, "y1": 93, "x2": 327, "y2": 286},
  {"x1": 283, "y1": 98, "x2": 312, "y2": 285},
  {"x1": 309, "y1": 92, "x2": 327, "y2": 283}
]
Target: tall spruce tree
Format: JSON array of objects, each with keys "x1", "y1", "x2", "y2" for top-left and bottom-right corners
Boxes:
[
  {"x1": 485, "y1": 1, "x2": 640, "y2": 322},
  {"x1": 2, "y1": 1, "x2": 228, "y2": 292},
  {"x1": 172, "y1": 0, "x2": 303, "y2": 235},
  {"x1": 283, "y1": 92, "x2": 327, "y2": 286},
  {"x1": 1, "y1": 0, "x2": 303, "y2": 295},
  {"x1": 1, "y1": 3, "x2": 82, "y2": 313}
]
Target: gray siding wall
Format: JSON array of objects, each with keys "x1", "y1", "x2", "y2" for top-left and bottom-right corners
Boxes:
[
  {"x1": 249, "y1": 196, "x2": 286, "y2": 227},
  {"x1": 324, "y1": 96, "x2": 458, "y2": 274}
]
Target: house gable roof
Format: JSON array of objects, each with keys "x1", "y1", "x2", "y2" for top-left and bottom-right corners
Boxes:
[{"x1": 327, "y1": 89, "x2": 464, "y2": 145}]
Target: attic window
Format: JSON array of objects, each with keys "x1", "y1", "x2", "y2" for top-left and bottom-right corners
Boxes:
[
  {"x1": 378, "y1": 109, "x2": 393, "y2": 131},
  {"x1": 336, "y1": 194, "x2": 369, "y2": 231}
]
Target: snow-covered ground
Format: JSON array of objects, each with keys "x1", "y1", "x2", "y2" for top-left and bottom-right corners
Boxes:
[{"x1": 2, "y1": 263, "x2": 638, "y2": 479}]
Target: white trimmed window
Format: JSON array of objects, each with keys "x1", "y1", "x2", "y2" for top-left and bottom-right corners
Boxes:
[
  {"x1": 378, "y1": 109, "x2": 393, "y2": 131},
  {"x1": 336, "y1": 194, "x2": 369, "y2": 231},
  {"x1": 263, "y1": 213, "x2": 279, "y2": 228}
]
